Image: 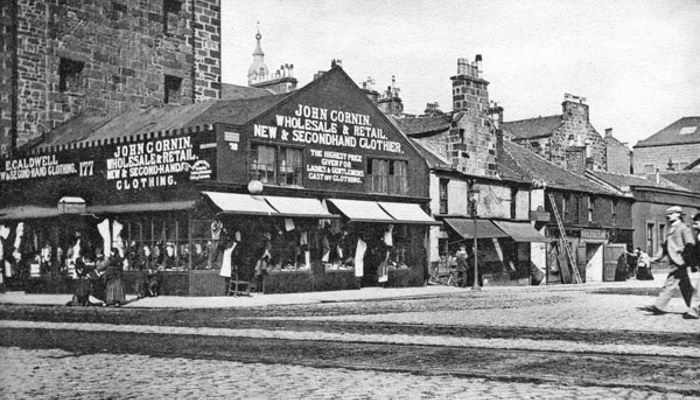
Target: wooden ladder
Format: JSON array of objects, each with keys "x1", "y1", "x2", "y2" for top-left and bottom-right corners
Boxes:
[{"x1": 547, "y1": 193, "x2": 582, "y2": 284}]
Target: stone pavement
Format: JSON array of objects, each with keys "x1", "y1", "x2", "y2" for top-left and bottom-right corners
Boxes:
[{"x1": 3, "y1": 347, "x2": 694, "y2": 400}]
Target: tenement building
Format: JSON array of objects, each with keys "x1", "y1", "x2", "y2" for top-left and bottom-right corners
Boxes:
[
  {"x1": 502, "y1": 94, "x2": 607, "y2": 172},
  {"x1": 632, "y1": 116, "x2": 700, "y2": 174},
  {"x1": 0, "y1": 0, "x2": 222, "y2": 157}
]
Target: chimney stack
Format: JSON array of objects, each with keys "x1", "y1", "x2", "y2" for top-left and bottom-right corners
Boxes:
[{"x1": 605, "y1": 128, "x2": 613, "y2": 138}]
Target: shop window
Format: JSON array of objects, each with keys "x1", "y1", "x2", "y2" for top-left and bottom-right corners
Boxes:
[
  {"x1": 163, "y1": 0, "x2": 182, "y2": 35},
  {"x1": 164, "y1": 75, "x2": 182, "y2": 104},
  {"x1": 249, "y1": 143, "x2": 302, "y2": 186},
  {"x1": 439, "y1": 179, "x2": 448, "y2": 214},
  {"x1": 658, "y1": 224, "x2": 665, "y2": 254},
  {"x1": 59, "y1": 58, "x2": 84, "y2": 93},
  {"x1": 122, "y1": 214, "x2": 190, "y2": 271},
  {"x1": 367, "y1": 158, "x2": 408, "y2": 195}
]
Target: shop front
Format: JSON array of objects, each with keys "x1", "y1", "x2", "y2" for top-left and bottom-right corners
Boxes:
[
  {"x1": 0, "y1": 65, "x2": 436, "y2": 296},
  {"x1": 441, "y1": 218, "x2": 548, "y2": 286}
]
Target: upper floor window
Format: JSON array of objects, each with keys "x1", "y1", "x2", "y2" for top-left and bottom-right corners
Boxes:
[
  {"x1": 367, "y1": 158, "x2": 408, "y2": 195},
  {"x1": 59, "y1": 58, "x2": 84, "y2": 93},
  {"x1": 587, "y1": 195, "x2": 595, "y2": 222},
  {"x1": 643, "y1": 164, "x2": 654, "y2": 174},
  {"x1": 439, "y1": 179, "x2": 448, "y2": 214},
  {"x1": 611, "y1": 199, "x2": 618, "y2": 224},
  {"x1": 249, "y1": 143, "x2": 302, "y2": 187},
  {"x1": 163, "y1": 0, "x2": 182, "y2": 35},
  {"x1": 164, "y1": 75, "x2": 182, "y2": 104}
]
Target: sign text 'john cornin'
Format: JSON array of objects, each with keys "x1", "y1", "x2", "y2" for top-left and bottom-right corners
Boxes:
[{"x1": 106, "y1": 137, "x2": 207, "y2": 190}]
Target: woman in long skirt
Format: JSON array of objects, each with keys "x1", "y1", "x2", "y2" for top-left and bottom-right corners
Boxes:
[{"x1": 101, "y1": 248, "x2": 126, "y2": 306}]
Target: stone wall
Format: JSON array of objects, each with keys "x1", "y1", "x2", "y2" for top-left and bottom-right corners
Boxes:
[
  {"x1": 633, "y1": 143, "x2": 700, "y2": 174},
  {"x1": 1, "y1": 0, "x2": 221, "y2": 156},
  {"x1": 605, "y1": 138, "x2": 632, "y2": 174}
]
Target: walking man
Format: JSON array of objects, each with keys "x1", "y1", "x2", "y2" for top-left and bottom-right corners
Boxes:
[
  {"x1": 642, "y1": 206, "x2": 696, "y2": 315},
  {"x1": 683, "y1": 213, "x2": 700, "y2": 319}
]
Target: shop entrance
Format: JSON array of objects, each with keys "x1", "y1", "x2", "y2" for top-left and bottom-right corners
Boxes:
[{"x1": 584, "y1": 243, "x2": 604, "y2": 283}]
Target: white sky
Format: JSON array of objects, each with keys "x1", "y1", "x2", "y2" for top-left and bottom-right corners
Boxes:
[{"x1": 220, "y1": 0, "x2": 700, "y2": 147}]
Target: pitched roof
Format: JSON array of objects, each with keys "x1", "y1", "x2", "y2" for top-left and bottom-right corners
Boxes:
[
  {"x1": 392, "y1": 114, "x2": 452, "y2": 136},
  {"x1": 33, "y1": 94, "x2": 289, "y2": 149},
  {"x1": 409, "y1": 138, "x2": 449, "y2": 167},
  {"x1": 660, "y1": 171, "x2": 700, "y2": 193},
  {"x1": 221, "y1": 83, "x2": 275, "y2": 100},
  {"x1": 502, "y1": 115, "x2": 562, "y2": 140},
  {"x1": 500, "y1": 140, "x2": 620, "y2": 196},
  {"x1": 590, "y1": 171, "x2": 691, "y2": 192},
  {"x1": 634, "y1": 117, "x2": 700, "y2": 148}
]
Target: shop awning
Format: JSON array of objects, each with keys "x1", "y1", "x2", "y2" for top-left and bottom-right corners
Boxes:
[
  {"x1": 493, "y1": 221, "x2": 549, "y2": 242},
  {"x1": 443, "y1": 218, "x2": 509, "y2": 240},
  {"x1": 327, "y1": 198, "x2": 395, "y2": 223},
  {"x1": 0, "y1": 206, "x2": 60, "y2": 221},
  {"x1": 87, "y1": 201, "x2": 196, "y2": 215},
  {"x1": 264, "y1": 196, "x2": 338, "y2": 219},
  {"x1": 204, "y1": 191, "x2": 278, "y2": 216},
  {"x1": 378, "y1": 202, "x2": 439, "y2": 225}
]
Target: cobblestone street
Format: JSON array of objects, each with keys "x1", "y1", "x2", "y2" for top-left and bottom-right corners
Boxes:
[{"x1": 1, "y1": 347, "x2": 696, "y2": 400}]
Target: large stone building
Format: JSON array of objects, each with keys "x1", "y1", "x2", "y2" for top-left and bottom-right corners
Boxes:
[
  {"x1": 0, "y1": 0, "x2": 222, "y2": 156},
  {"x1": 604, "y1": 128, "x2": 632, "y2": 174},
  {"x1": 632, "y1": 116, "x2": 700, "y2": 174},
  {"x1": 502, "y1": 94, "x2": 607, "y2": 172}
]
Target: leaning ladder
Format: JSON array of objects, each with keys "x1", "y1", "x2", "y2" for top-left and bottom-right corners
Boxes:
[{"x1": 547, "y1": 193, "x2": 582, "y2": 284}]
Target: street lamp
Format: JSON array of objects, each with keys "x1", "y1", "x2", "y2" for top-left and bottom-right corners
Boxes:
[{"x1": 469, "y1": 188, "x2": 481, "y2": 291}]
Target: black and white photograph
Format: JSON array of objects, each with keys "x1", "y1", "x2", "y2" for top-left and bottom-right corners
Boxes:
[{"x1": 1, "y1": 0, "x2": 699, "y2": 398}]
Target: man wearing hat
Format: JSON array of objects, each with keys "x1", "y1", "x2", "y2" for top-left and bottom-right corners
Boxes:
[
  {"x1": 642, "y1": 206, "x2": 696, "y2": 315},
  {"x1": 684, "y1": 212, "x2": 700, "y2": 319}
]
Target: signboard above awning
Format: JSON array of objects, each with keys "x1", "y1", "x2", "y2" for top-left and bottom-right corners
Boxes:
[
  {"x1": 443, "y1": 218, "x2": 509, "y2": 240},
  {"x1": 493, "y1": 221, "x2": 548, "y2": 242}
]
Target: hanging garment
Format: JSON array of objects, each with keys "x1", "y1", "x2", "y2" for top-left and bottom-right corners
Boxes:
[
  {"x1": 219, "y1": 243, "x2": 236, "y2": 278},
  {"x1": 355, "y1": 239, "x2": 367, "y2": 278},
  {"x1": 112, "y1": 219, "x2": 125, "y2": 257},
  {"x1": 321, "y1": 235, "x2": 330, "y2": 262},
  {"x1": 285, "y1": 218, "x2": 295, "y2": 232},
  {"x1": 378, "y1": 251, "x2": 390, "y2": 283},
  {"x1": 384, "y1": 224, "x2": 394, "y2": 247},
  {"x1": 97, "y1": 218, "x2": 111, "y2": 257}
]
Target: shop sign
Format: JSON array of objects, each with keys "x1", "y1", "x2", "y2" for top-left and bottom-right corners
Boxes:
[
  {"x1": 307, "y1": 149, "x2": 364, "y2": 184},
  {"x1": 1, "y1": 154, "x2": 93, "y2": 181},
  {"x1": 106, "y1": 136, "x2": 202, "y2": 191},
  {"x1": 581, "y1": 229, "x2": 607, "y2": 241},
  {"x1": 254, "y1": 103, "x2": 404, "y2": 154}
]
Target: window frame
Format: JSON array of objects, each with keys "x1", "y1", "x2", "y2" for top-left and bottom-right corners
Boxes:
[
  {"x1": 248, "y1": 141, "x2": 304, "y2": 187},
  {"x1": 366, "y1": 157, "x2": 409, "y2": 195}
]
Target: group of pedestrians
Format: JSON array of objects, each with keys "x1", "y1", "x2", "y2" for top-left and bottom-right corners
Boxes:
[{"x1": 643, "y1": 207, "x2": 700, "y2": 319}]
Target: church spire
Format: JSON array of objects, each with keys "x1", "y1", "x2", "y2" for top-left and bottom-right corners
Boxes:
[{"x1": 248, "y1": 23, "x2": 269, "y2": 85}]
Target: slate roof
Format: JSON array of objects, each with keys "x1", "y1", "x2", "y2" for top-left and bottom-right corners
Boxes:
[
  {"x1": 409, "y1": 138, "x2": 449, "y2": 168},
  {"x1": 221, "y1": 83, "x2": 275, "y2": 100},
  {"x1": 33, "y1": 94, "x2": 289, "y2": 149},
  {"x1": 502, "y1": 115, "x2": 562, "y2": 140},
  {"x1": 393, "y1": 114, "x2": 452, "y2": 136},
  {"x1": 589, "y1": 171, "x2": 691, "y2": 192},
  {"x1": 500, "y1": 140, "x2": 620, "y2": 196},
  {"x1": 634, "y1": 117, "x2": 700, "y2": 148},
  {"x1": 660, "y1": 171, "x2": 700, "y2": 193}
]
